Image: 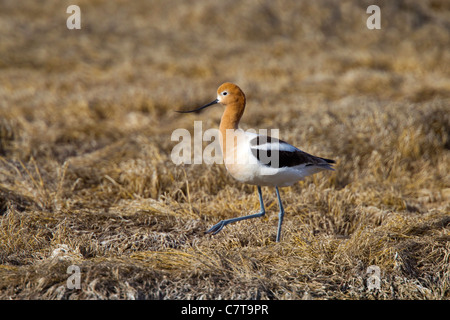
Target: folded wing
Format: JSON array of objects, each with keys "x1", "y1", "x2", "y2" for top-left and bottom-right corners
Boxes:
[{"x1": 249, "y1": 135, "x2": 335, "y2": 170}]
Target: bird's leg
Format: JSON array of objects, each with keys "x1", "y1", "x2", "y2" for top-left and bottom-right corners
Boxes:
[
  {"x1": 205, "y1": 186, "x2": 265, "y2": 235},
  {"x1": 275, "y1": 187, "x2": 285, "y2": 242}
]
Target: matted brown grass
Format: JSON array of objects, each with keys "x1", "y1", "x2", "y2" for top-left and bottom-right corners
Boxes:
[{"x1": 0, "y1": 0, "x2": 449, "y2": 299}]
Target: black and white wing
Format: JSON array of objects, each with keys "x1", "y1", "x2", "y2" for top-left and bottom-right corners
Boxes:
[{"x1": 249, "y1": 135, "x2": 335, "y2": 170}]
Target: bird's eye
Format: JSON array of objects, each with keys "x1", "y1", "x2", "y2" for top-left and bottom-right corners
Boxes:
[{"x1": 222, "y1": 91, "x2": 228, "y2": 96}]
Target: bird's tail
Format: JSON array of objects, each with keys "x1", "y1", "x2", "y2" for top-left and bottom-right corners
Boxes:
[{"x1": 319, "y1": 157, "x2": 335, "y2": 171}]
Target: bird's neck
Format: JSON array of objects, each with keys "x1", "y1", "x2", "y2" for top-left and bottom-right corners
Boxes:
[{"x1": 219, "y1": 103, "x2": 245, "y2": 155}]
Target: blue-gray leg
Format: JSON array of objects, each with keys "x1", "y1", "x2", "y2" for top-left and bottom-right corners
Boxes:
[
  {"x1": 205, "y1": 186, "x2": 265, "y2": 235},
  {"x1": 275, "y1": 187, "x2": 285, "y2": 242}
]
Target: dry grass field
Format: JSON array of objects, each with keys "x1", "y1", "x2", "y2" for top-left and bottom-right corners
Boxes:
[{"x1": 0, "y1": 0, "x2": 449, "y2": 300}]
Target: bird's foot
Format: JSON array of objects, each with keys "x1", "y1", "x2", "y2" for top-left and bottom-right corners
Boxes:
[{"x1": 205, "y1": 220, "x2": 226, "y2": 235}]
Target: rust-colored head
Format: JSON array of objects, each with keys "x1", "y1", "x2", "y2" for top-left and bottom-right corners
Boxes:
[
  {"x1": 216, "y1": 82, "x2": 246, "y2": 108},
  {"x1": 176, "y1": 82, "x2": 246, "y2": 117}
]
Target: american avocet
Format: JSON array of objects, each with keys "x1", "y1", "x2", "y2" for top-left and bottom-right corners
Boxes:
[{"x1": 177, "y1": 83, "x2": 335, "y2": 242}]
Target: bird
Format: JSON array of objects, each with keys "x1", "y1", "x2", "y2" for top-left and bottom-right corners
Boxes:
[{"x1": 177, "y1": 82, "x2": 335, "y2": 242}]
